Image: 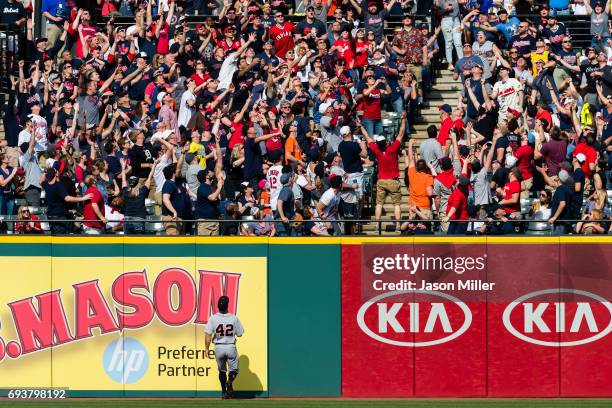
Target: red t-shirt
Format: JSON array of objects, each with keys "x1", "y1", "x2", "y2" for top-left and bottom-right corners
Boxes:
[
  {"x1": 447, "y1": 189, "x2": 468, "y2": 220},
  {"x1": 228, "y1": 122, "x2": 245, "y2": 150},
  {"x1": 74, "y1": 24, "x2": 97, "y2": 59},
  {"x1": 514, "y1": 145, "x2": 534, "y2": 181},
  {"x1": 502, "y1": 179, "x2": 521, "y2": 214},
  {"x1": 265, "y1": 130, "x2": 283, "y2": 151},
  {"x1": 269, "y1": 22, "x2": 295, "y2": 59},
  {"x1": 333, "y1": 39, "x2": 355, "y2": 67},
  {"x1": 190, "y1": 72, "x2": 211, "y2": 88},
  {"x1": 573, "y1": 142, "x2": 597, "y2": 178},
  {"x1": 437, "y1": 117, "x2": 454, "y2": 147},
  {"x1": 83, "y1": 186, "x2": 105, "y2": 229},
  {"x1": 363, "y1": 89, "x2": 383, "y2": 120},
  {"x1": 355, "y1": 40, "x2": 368, "y2": 68},
  {"x1": 217, "y1": 39, "x2": 241, "y2": 52},
  {"x1": 369, "y1": 139, "x2": 400, "y2": 179},
  {"x1": 152, "y1": 22, "x2": 170, "y2": 54}
]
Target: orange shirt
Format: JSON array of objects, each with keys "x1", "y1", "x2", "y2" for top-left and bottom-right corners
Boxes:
[
  {"x1": 260, "y1": 190, "x2": 271, "y2": 215},
  {"x1": 408, "y1": 166, "x2": 434, "y2": 210},
  {"x1": 284, "y1": 135, "x2": 302, "y2": 165}
]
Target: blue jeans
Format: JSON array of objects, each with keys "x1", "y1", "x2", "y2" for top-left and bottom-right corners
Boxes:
[
  {"x1": 440, "y1": 17, "x2": 463, "y2": 63},
  {"x1": 0, "y1": 195, "x2": 14, "y2": 217},
  {"x1": 362, "y1": 118, "x2": 383, "y2": 137},
  {"x1": 124, "y1": 217, "x2": 146, "y2": 235}
]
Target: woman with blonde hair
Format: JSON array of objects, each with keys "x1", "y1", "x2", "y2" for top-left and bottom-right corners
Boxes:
[
  {"x1": 575, "y1": 209, "x2": 606, "y2": 234},
  {"x1": 14, "y1": 206, "x2": 44, "y2": 234}
]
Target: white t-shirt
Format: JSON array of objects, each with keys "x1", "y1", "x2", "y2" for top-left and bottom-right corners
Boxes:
[
  {"x1": 267, "y1": 165, "x2": 283, "y2": 211},
  {"x1": 217, "y1": 53, "x2": 238, "y2": 90},
  {"x1": 178, "y1": 90, "x2": 196, "y2": 128},
  {"x1": 493, "y1": 78, "x2": 522, "y2": 115},
  {"x1": 104, "y1": 205, "x2": 125, "y2": 229},
  {"x1": 316, "y1": 187, "x2": 341, "y2": 219},
  {"x1": 154, "y1": 154, "x2": 173, "y2": 193},
  {"x1": 17, "y1": 130, "x2": 31, "y2": 146}
]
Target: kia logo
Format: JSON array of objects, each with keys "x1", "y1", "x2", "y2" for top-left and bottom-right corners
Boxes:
[
  {"x1": 503, "y1": 289, "x2": 612, "y2": 347},
  {"x1": 356, "y1": 290, "x2": 472, "y2": 347}
]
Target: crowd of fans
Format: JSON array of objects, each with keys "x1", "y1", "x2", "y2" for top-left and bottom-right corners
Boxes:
[{"x1": 0, "y1": 0, "x2": 610, "y2": 236}]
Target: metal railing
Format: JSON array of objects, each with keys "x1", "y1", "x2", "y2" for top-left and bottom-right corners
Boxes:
[
  {"x1": 0, "y1": 217, "x2": 606, "y2": 236},
  {"x1": 0, "y1": 24, "x2": 22, "y2": 94}
]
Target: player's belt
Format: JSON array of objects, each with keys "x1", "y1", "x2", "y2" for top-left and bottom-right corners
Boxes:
[{"x1": 214, "y1": 342, "x2": 236, "y2": 345}]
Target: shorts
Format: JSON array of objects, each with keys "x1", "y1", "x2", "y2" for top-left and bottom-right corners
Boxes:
[
  {"x1": 214, "y1": 344, "x2": 239, "y2": 373},
  {"x1": 376, "y1": 179, "x2": 401, "y2": 206},
  {"x1": 162, "y1": 215, "x2": 183, "y2": 235},
  {"x1": 197, "y1": 220, "x2": 219, "y2": 236}
]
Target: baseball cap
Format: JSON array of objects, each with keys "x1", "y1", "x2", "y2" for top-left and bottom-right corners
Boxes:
[
  {"x1": 128, "y1": 176, "x2": 139, "y2": 187},
  {"x1": 280, "y1": 173, "x2": 292, "y2": 185},
  {"x1": 575, "y1": 153, "x2": 587, "y2": 163},
  {"x1": 35, "y1": 37, "x2": 48, "y2": 44},
  {"x1": 184, "y1": 152, "x2": 196, "y2": 164},
  {"x1": 507, "y1": 107, "x2": 521, "y2": 118},
  {"x1": 137, "y1": 51, "x2": 148, "y2": 59},
  {"x1": 46, "y1": 168, "x2": 57, "y2": 180},
  {"x1": 218, "y1": 296, "x2": 230, "y2": 311},
  {"x1": 169, "y1": 42, "x2": 181, "y2": 54},
  {"x1": 438, "y1": 104, "x2": 452, "y2": 114},
  {"x1": 319, "y1": 102, "x2": 333, "y2": 114},
  {"x1": 498, "y1": 8, "x2": 508, "y2": 14},
  {"x1": 224, "y1": 26, "x2": 236, "y2": 33},
  {"x1": 541, "y1": 4, "x2": 550, "y2": 9},
  {"x1": 373, "y1": 134, "x2": 386, "y2": 142},
  {"x1": 340, "y1": 125, "x2": 351, "y2": 136},
  {"x1": 258, "y1": 179, "x2": 269, "y2": 190}
]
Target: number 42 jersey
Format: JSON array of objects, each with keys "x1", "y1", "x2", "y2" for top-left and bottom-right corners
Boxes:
[{"x1": 205, "y1": 313, "x2": 245, "y2": 345}]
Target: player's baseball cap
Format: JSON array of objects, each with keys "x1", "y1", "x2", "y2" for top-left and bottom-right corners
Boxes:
[{"x1": 218, "y1": 296, "x2": 230, "y2": 312}]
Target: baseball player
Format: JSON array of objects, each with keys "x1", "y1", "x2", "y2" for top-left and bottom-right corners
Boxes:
[{"x1": 205, "y1": 296, "x2": 245, "y2": 399}]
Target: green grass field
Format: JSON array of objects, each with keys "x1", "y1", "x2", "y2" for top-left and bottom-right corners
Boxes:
[{"x1": 1, "y1": 400, "x2": 611, "y2": 408}]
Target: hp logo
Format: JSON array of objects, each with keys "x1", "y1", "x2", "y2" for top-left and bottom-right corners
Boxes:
[{"x1": 103, "y1": 337, "x2": 149, "y2": 384}]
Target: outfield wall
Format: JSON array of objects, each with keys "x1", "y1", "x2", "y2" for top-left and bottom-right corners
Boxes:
[{"x1": 0, "y1": 236, "x2": 610, "y2": 397}]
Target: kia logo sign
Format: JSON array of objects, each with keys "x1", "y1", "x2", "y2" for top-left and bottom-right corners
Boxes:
[
  {"x1": 356, "y1": 290, "x2": 472, "y2": 347},
  {"x1": 503, "y1": 289, "x2": 612, "y2": 347}
]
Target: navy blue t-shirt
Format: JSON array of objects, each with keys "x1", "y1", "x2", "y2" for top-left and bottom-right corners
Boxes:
[
  {"x1": 161, "y1": 180, "x2": 186, "y2": 217},
  {"x1": 551, "y1": 183, "x2": 574, "y2": 221},
  {"x1": 338, "y1": 140, "x2": 363, "y2": 173},
  {"x1": 243, "y1": 138, "x2": 263, "y2": 180},
  {"x1": 194, "y1": 183, "x2": 219, "y2": 219},
  {"x1": 42, "y1": 180, "x2": 68, "y2": 217}
]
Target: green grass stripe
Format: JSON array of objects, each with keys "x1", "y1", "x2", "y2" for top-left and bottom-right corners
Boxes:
[{"x1": 1, "y1": 399, "x2": 611, "y2": 408}]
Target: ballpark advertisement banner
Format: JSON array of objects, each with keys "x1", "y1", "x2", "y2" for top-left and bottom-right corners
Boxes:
[
  {"x1": 342, "y1": 239, "x2": 612, "y2": 397},
  {"x1": 0, "y1": 251, "x2": 267, "y2": 396}
]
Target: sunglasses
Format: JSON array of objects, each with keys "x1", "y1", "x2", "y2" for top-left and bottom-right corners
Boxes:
[
  {"x1": 21, "y1": 209, "x2": 30, "y2": 214},
  {"x1": 562, "y1": 40, "x2": 571, "y2": 43}
]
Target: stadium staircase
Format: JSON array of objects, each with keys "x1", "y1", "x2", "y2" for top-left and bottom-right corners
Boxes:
[{"x1": 361, "y1": 70, "x2": 463, "y2": 235}]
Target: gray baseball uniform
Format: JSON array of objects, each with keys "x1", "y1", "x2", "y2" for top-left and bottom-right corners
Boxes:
[{"x1": 205, "y1": 313, "x2": 245, "y2": 373}]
